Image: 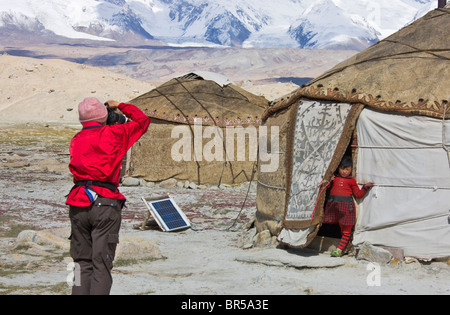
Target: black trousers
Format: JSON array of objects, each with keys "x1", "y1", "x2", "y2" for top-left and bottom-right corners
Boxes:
[{"x1": 69, "y1": 197, "x2": 122, "y2": 295}]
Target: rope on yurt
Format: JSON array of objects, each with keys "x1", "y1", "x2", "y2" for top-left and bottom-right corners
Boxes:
[
  {"x1": 442, "y1": 103, "x2": 450, "y2": 167},
  {"x1": 153, "y1": 87, "x2": 202, "y2": 183},
  {"x1": 368, "y1": 184, "x2": 450, "y2": 190},
  {"x1": 189, "y1": 160, "x2": 258, "y2": 232},
  {"x1": 171, "y1": 80, "x2": 258, "y2": 232},
  {"x1": 217, "y1": 86, "x2": 228, "y2": 188},
  {"x1": 175, "y1": 78, "x2": 234, "y2": 185},
  {"x1": 256, "y1": 180, "x2": 285, "y2": 190},
  {"x1": 357, "y1": 102, "x2": 450, "y2": 169}
]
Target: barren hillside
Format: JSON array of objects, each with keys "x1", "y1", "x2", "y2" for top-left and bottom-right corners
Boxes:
[
  {"x1": 0, "y1": 54, "x2": 154, "y2": 124},
  {"x1": 0, "y1": 41, "x2": 357, "y2": 124}
]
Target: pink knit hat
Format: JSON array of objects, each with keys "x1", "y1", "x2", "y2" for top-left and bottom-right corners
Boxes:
[{"x1": 78, "y1": 97, "x2": 107, "y2": 124}]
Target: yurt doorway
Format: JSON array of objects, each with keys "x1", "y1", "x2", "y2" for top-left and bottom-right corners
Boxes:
[{"x1": 315, "y1": 136, "x2": 357, "y2": 252}]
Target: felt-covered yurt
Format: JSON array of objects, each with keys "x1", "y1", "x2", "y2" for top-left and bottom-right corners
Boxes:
[
  {"x1": 127, "y1": 71, "x2": 268, "y2": 185},
  {"x1": 255, "y1": 6, "x2": 450, "y2": 259}
]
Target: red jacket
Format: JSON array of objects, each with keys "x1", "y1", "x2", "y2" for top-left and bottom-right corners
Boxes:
[
  {"x1": 66, "y1": 103, "x2": 150, "y2": 207},
  {"x1": 329, "y1": 176, "x2": 369, "y2": 199}
]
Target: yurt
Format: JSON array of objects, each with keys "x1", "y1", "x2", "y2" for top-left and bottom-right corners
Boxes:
[
  {"x1": 126, "y1": 71, "x2": 268, "y2": 185},
  {"x1": 255, "y1": 6, "x2": 450, "y2": 259}
]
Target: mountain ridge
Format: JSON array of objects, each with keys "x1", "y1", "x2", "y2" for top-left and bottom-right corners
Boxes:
[{"x1": 0, "y1": 0, "x2": 437, "y2": 50}]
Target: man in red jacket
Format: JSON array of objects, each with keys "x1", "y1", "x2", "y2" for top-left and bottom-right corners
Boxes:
[{"x1": 66, "y1": 97, "x2": 150, "y2": 295}]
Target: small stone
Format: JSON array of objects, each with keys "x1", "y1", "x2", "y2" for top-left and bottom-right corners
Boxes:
[
  {"x1": 115, "y1": 237, "x2": 162, "y2": 261},
  {"x1": 159, "y1": 178, "x2": 177, "y2": 188},
  {"x1": 255, "y1": 230, "x2": 272, "y2": 246},
  {"x1": 356, "y1": 242, "x2": 393, "y2": 264},
  {"x1": 15, "y1": 230, "x2": 38, "y2": 245},
  {"x1": 122, "y1": 177, "x2": 140, "y2": 186},
  {"x1": 145, "y1": 181, "x2": 156, "y2": 188}
]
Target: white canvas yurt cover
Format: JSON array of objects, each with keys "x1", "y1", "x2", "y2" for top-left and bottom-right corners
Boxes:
[{"x1": 354, "y1": 109, "x2": 449, "y2": 258}]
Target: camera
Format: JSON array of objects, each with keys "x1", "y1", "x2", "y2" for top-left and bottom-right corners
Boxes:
[{"x1": 104, "y1": 102, "x2": 127, "y2": 125}]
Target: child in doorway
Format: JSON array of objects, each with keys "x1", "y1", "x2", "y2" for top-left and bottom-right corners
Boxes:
[{"x1": 323, "y1": 156, "x2": 374, "y2": 257}]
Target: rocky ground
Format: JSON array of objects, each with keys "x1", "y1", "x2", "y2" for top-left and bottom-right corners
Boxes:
[
  {"x1": 0, "y1": 52, "x2": 448, "y2": 296},
  {"x1": 0, "y1": 123, "x2": 449, "y2": 296}
]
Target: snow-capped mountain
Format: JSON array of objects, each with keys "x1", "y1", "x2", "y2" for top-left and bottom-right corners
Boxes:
[
  {"x1": 288, "y1": 0, "x2": 380, "y2": 50},
  {"x1": 0, "y1": 0, "x2": 437, "y2": 50}
]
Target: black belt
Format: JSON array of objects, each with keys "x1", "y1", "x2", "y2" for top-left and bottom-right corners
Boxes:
[
  {"x1": 328, "y1": 195, "x2": 353, "y2": 202},
  {"x1": 74, "y1": 180, "x2": 117, "y2": 192}
]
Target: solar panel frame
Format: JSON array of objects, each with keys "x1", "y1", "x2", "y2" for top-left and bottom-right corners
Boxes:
[{"x1": 142, "y1": 196, "x2": 191, "y2": 232}]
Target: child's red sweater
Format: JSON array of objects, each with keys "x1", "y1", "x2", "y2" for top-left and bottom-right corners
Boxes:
[{"x1": 329, "y1": 176, "x2": 369, "y2": 199}]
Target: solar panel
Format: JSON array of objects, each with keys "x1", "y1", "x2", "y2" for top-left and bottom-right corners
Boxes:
[{"x1": 142, "y1": 196, "x2": 191, "y2": 232}]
